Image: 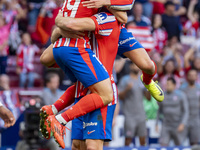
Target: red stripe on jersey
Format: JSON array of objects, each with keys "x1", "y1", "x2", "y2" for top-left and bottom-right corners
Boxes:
[
  {"x1": 78, "y1": 47, "x2": 98, "y2": 80},
  {"x1": 61, "y1": 38, "x2": 65, "y2": 46},
  {"x1": 55, "y1": 40, "x2": 59, "y2": 48},
  {"x1": 100, "y1": 106, "x2": 108, "y2": 137},
  {"x1": 69, "y1": 39, "x2": 76, "y2": 47}
]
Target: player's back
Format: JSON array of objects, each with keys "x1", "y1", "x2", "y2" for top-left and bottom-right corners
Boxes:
[
  {"x1": 61, "y1": 0, "x2": 98, "y2": 18},
  {"x1": 54, "y1": 0, "x2": 98, "y2": 49},
  {"x1": 74, "y1": 12, "x2": 120, "y2": 100}
]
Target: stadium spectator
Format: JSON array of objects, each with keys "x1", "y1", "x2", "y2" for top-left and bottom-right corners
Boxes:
[
  {"x1": 152, "y1": 14, "x2": 168, "y2": 54},
  {"x1": 0, "y1": 74, "x2": 10, "y2": 90},
  {"x1": 118, "y1": 62, "x2": 146, "y2": 146},
  {"x1": 143, "y1": 90, "x2": 158, "y2": 120},
  {"x1": 42, "y1": 72, "x2": 63, "y2": 105},
  {"x1": 184, "y1": 43, "x2": 200, "y2": 84},
  {"x1": 2, "y1": 0, "x2": 23, "y2": 53},
  {"x1": 0, "y1": 74, "x2": 21, "y2": 128},
  {"x1": 158, "y1": 58, "x2": 181, "y2": 90},
  {"x1": 0, "y1": 14, "x2": 10, "y2": 74},
  {"x1": 135, "y1": 0, "x2": 153, "y2": 18},
  {"x1": 156, "y1": 77, "x2": 189, "y2": 146},
  {"x1": 18, "y1": 0, "x2": 29, "y2": 32},
  {"x1": 127, "y1": 2, "x2": 151, "y2": 26},
  {"x1": 183, "y1": 0, "x2": 200, "y2": 38},
  {"x1": 16, "y1": 32, "x2": 40, "y2": 87},
  {"x1": 162, "y1": 1, "x2": 182, "y2": 40},
  {"x1": 180, "y1": 69, "x2": 200, "y2": 145},
  {"x1": 27, "y1": 0, "x2": 45, "y2": 32},
  {"x1": 31, "y1": 0, "x2": 61, "y2": 47},
  {"x1": 151, "y1": 0, "x2": 166, "y2": 15}
]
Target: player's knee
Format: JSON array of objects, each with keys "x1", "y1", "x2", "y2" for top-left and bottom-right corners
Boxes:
[
  {"x1": 40, "y1": 52, "x2": 52, "y2": 67},
  {"x1": 141, "y1": 60, "x2": 155, "y2": 74},
  {"x1": 101, "y1": 88, "x2": 113, "y2": 105},
  {"x1": 40, "y1": 53, "x2": 48, "y2": 66}
]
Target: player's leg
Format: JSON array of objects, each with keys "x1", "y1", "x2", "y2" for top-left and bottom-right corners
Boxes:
[
  {"x1": 52, "y1": 46, "x2": 113, "y2": 122},
  {"x1": 40, "y1": 44, "x2": 56, "y2": 67},
  {"x1": 47, "y1": 47, "x2": 114, "y2": 147},
  {"x1": 123, "y1": 48, "x2": 155, "y2": 75},
  {"x1": 118, "y1": 28, "x2": 164, "y2": 102},
  {"x1": 40, "y1": 46, "x2": 78, "y2": 139},
  {"x1": 85, "y1": 139, "x2": 104, "y2": 150},
  {"x1": 83, "y1": 99, "x2": 116, "y2": 150},
  {"x1": 72, "y1": 140, "x2": 87, "y2": 150},
  {"x1": 71, "y1": 109, "x2": 86, "y2": 150}
]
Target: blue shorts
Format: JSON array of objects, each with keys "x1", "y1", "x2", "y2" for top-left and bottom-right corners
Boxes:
[
  {"x1": 71, "y1": 97, "x2": 116, "y2": 141},
  {"x1": 53, "y1": 47, "x2": 109, "y2": 88},
  {"x1": 117, "y1": 28, "x2": 144, "y2": 58}
]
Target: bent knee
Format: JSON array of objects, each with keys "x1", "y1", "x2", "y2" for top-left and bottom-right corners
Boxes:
[
  {"x1": 141, "y1": 60, "x2": 155, "y2": 74},
  {"x1": 101, "y1": 88, "x2": 113, "y2": 105},
  {"x1": 40, "y1": 53, "x2": 54, "y2": 67},
  {"x1": 40, "y1": 53, "x2": 48, "y2": 66}
]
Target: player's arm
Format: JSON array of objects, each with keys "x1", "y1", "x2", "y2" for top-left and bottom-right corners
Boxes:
[
  {"x1": 107, "y1": 8, "x2": 127, "y2": 24},
  {"x1": 82, "y1": 0, "x2": 134, "y2": 10},
  {"x1": 55, "y1": 12, "x2": 95, "y2": 32}
]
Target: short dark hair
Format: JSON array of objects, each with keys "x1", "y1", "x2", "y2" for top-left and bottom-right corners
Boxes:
[
  {"x1": 45, "y1": 72, "x2": 59, "y2": 84},
  {"x1": 167, "y1": 76, "x2": 176, "y2": 85},
  {"x1": 164, "y1": 1, "x2": 175, "y2": 8}
]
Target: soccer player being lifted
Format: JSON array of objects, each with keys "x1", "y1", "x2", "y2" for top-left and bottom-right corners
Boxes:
[{"x1": 40, "y1": 0, "x2": 164, "y2": 148}]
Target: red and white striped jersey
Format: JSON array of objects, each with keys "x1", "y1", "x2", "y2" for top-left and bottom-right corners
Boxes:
[
  {"x1": 127, "y1": 25, "x2": 154, "y2": 51},
  {"x1": 53, "y1": 0, "x2": 98, "y2": 49},
  {"x1": 17, "y1": 44, "x2": 40, "y2": 73},
  {"x1": 75, "y1": 12, "x2": 121, "y2": 105}
]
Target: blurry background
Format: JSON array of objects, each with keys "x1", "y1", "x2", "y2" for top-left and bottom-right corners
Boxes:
[{"x1": 0, "y1": 0, "x2": 200, "y2": 149}]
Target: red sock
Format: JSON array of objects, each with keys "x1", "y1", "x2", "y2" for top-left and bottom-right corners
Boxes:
[
  {"x1": 53, "y1": 85, "x2": 76, "y2": 112},
  {"x1": 142, "y1": 61, "x2": 157, "y2": 85},
  {"x1": 61, "y1": 93, "x2": 104, "y2": 122},
  {"x1": 48, "y1": 63, "x2": 60, "y2": 68}
]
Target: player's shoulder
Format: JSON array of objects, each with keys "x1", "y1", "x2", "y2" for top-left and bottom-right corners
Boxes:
[{"x1": 93, "y1": 12, "x2": 116, "y2": 25}]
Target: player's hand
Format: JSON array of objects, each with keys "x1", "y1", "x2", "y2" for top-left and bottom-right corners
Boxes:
[
  {"x1": 0, "y1": 106, "x2": 16, "y2": 128},
  {"x1": 177, "y1": 124, "x2": 184, "y2": 132},
  {"x1": 82, "y1": 0, "x2": 111, "y2": 8}
]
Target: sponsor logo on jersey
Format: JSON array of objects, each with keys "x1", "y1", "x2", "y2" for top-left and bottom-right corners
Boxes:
[
  {"x1": 83, "y1": 122, "x2": 98, "y2": 129},
  {"x1": 119, "y1": 37, "x2": 135, "y2": 45},
  {"x1": 87, "y1": 130, "x2": 95, "y2": 135}
]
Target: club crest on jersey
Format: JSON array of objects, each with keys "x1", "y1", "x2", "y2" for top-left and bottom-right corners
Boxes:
[{"x1": 94, "y1": 13, "x2": 116, "y2": 25}]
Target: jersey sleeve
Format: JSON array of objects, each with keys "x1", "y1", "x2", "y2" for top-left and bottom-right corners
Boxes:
[
  {"x1": 109, "y1": 0, "x2": 135, "y2": 10},
  {"x1": 90, "y1": 12, "x2": 117, "y2": 37}
]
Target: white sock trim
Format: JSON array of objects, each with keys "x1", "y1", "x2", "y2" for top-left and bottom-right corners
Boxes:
[
  {"x1": 55, "y1": 114, "x2": 67, "y2": 125},
  {"x1": 52, "y1": 105, "x2": 58, "y2": 115}
]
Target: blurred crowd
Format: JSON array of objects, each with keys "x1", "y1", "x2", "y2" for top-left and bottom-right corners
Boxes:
[{"x1": 0, "y1": 0, "x2": 200, "y2": 148}]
